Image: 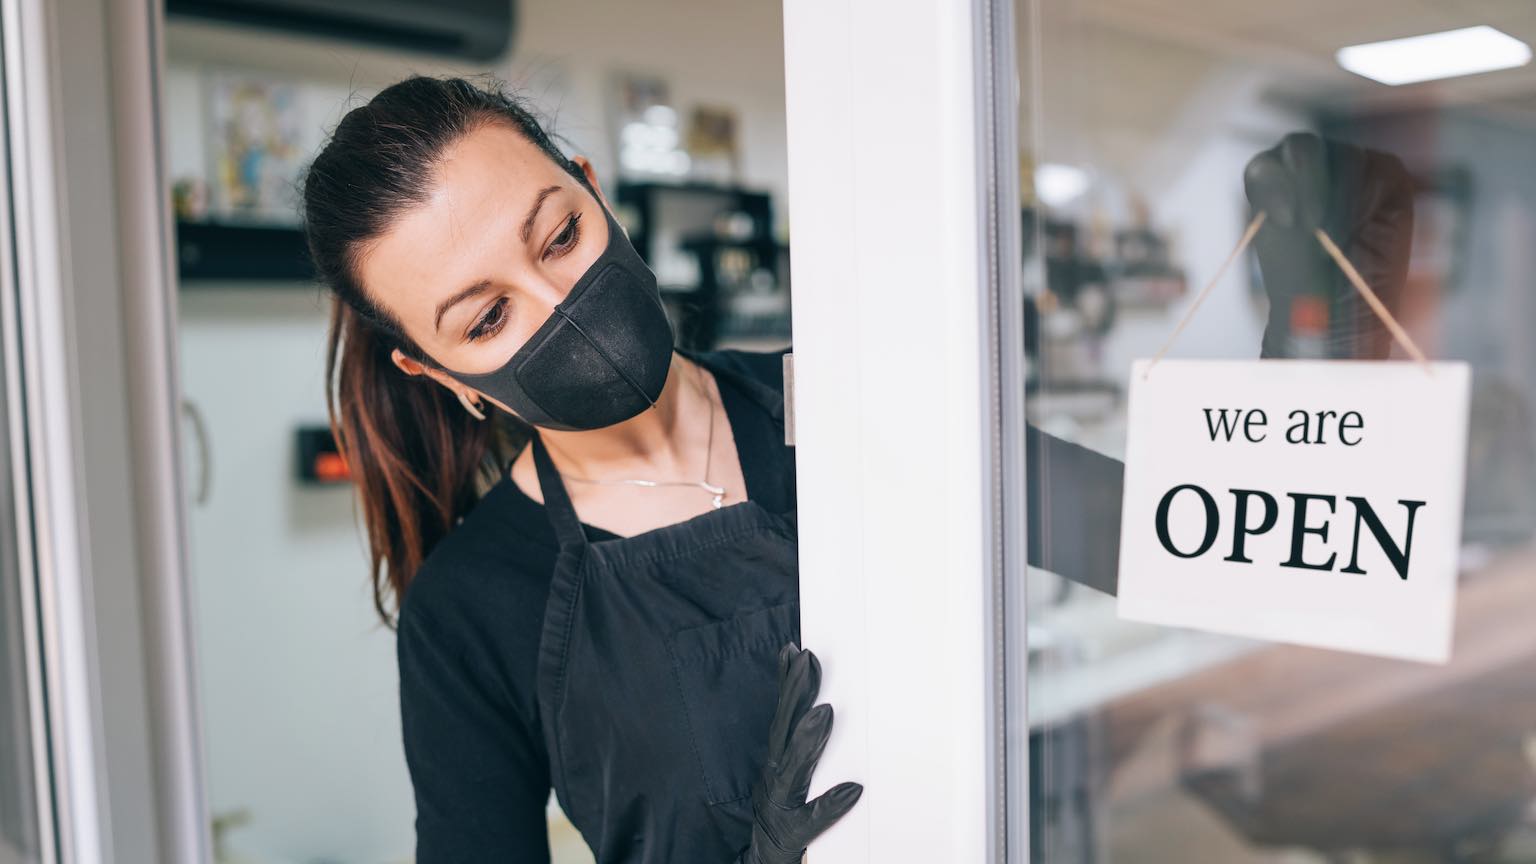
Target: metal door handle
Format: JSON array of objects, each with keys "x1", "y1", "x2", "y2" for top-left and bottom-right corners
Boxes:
[{"x1": 181, "y1": 398, "x2": 211, "y2": 506}]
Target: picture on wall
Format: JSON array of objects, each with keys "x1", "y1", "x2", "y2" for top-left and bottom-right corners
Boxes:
[
  {"x1": 204, "y1": 70, "x2": 304, "y2": 223},
  {"x1": 685, "y1": 105, "x2": 741, "y2": 184},
  {"x1": 610, "y1": 71, "x2": 689, "y2": 179}
]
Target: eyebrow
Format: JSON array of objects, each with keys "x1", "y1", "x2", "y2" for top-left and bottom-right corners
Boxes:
[
  {"x1": 434, "y1": 279, "x2": 492, "y2": 333},
  {"x1": 433, "y1": 184, "x2": 564, "y2": 333},
  {"x1": 521, "y1": 184, "x2": 563, "y2": 243}
]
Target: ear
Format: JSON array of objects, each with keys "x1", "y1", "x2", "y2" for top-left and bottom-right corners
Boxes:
[
  {"x1": 391, "y1": 346, "x2": 457, "y2": 390},
  {"x1": 390, "y1": 347, "x2": 429, "y2": 377},
  {"x1": 392, "y1": 346, "x2": 498, "y2": 412},
  {"x1": 571, "y1": 154, "x2": 613, "y2": 213}
]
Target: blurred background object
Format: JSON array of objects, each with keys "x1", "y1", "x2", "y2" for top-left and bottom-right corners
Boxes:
[{"x1": 165, "y1": 0, "x2": 515, "y2": 62}]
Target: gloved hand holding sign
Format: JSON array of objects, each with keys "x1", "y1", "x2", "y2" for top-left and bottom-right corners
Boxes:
[
  {"x1": 734, "y1": 643, "x2": 863, "y2": 864},
  {"x1": 1244, "y1": 131, "x2": 1416, "y2": 361}
]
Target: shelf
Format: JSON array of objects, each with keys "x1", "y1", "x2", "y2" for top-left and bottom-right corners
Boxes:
[{"x1": 176, "y1": 219, "x2": 315, "y2": 284}]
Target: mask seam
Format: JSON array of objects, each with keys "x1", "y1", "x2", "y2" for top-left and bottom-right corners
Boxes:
[{"x1": 552, "y1": 304, "x2": 662, "y2": 409}]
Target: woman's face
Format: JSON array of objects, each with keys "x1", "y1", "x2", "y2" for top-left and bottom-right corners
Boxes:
[{"x1": 357, "y1": 122, "x2": 611, "y2": 397}]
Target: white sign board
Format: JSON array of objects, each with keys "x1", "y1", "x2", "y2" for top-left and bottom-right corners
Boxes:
[{"x1": 1116, "y1": 359, "x2": 1471, "y2": 663}]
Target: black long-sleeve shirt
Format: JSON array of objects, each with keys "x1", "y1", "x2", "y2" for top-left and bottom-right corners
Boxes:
[{"x1": 396, "y1": 348, "x2": 1124, "y2": 862}]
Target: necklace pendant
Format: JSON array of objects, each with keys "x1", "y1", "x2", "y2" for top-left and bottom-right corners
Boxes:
[{"x1": 701, "y1": 480, "x2": 727, "y2": 510}]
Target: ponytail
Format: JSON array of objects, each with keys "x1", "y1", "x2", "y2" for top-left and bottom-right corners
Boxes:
[{"x1": 324, "y1": 300, "x2": 519, "y2": 625}]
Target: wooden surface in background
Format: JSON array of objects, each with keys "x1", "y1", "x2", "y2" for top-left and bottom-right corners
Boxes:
[{"x1": 1101, "y1": 543, "x2": 1536, "y2": 851}]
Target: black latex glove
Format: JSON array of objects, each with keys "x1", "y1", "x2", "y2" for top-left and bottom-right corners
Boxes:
[
  {"x1": 734, "y1": 643, "x2": 863, "y2": 864},
  {"x1": 1244, "y1": 131, "x2": 1416, "y2": 360}
]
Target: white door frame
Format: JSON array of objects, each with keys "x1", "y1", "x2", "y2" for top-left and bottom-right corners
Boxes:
[
  {"x1": 783, "y1": 0, "x2": 1024, "y2": 859},
  {"x1": 0, "y1": 0, "x2": 210, "y2": 860},
  {"x1": 12, "y1": 0, "x2": 1028, "y2": 858}
]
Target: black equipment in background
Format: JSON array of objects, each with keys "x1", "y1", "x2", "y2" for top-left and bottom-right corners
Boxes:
[{"x1": 166, "y1": 0, "x2": 516, "y2": 62}]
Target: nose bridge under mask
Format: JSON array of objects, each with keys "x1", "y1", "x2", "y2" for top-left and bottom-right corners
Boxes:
[
  {"x1": 547, "y1": 298, "x2": 659, "y2": 406},
  {"x1": 425, "y1": 200, "x2": 676, "y2": 431}
]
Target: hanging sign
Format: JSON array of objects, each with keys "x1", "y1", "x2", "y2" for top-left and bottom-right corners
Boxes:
[
  {"x1": 1114, "y1": 216, "x2": 1471, "y2": 663},
  {"x1": 1115, "y1": 358, "x2": 1470, "y2": 662}
]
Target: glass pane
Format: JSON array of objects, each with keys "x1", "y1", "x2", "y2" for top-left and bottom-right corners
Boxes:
[
  {"x1": 0, "y1": 11, "x2": 45, "y2": 854},
  {"x1": 0, "y1": 27, "x2": 43, "y2": 853},
  {"x1": 0, "y1": 347, "x2": 40, "y2": 864},
  {"x1": 1012, "y1": 1, "x2": 1536, "y2": 861}
]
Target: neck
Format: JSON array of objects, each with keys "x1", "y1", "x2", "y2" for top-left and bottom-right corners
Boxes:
[{"x1": 536, "y1": 351, "x2": 709, "y2": 478}]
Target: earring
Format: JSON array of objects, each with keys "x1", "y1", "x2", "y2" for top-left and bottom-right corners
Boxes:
[{"x1": 457, "y1": 389, "x2": 487, "y2": 421}]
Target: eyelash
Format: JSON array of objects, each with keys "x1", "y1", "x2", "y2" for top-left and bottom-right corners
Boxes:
[
  {"x1": 467, "y1": 297, "x2": 508, "y2": 342},
  {"x1": 466, "y1": 212, "x2": 583, "y2": 342},
  {"x1": 543, "y1": 211, "x2": 582, "y2": 261}
]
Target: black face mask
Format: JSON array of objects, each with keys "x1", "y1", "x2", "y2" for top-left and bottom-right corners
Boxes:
[{"x1": 426, "y1": 198, "x2": 675, "y2": 431}]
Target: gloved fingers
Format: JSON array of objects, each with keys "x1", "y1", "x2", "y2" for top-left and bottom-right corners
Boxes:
[
  {"x1": 799, "y1": 781, "x2": 864, "y2": 840},
  {"x1": 1365, "y1": 148, "x2": 1414, "y2": 221},
  {"x1": 764, "y1": 643, "x2": 802, "y2": 761},
  {"x1": 770, "y1": 643, "x2": 796, "y2": 738},
  {"x1": 1246, "y1": 132, "x2": 1416, "y2": 361},
  {"x1": 1321, "y1": 146, "x2": 1414, "y2": 360},
  {"x1": 1246, "y1": 132, "x2": 1409, "y2": 236},
  {"x1": 1320, "y1": 135, "x2": 1374, "y2": 241},
  {"x1": 775, "y1": 641, "x2": 796, "y2": 686},
  {"x1": 1244, "y1": 143, "x2": 1300, "y2": 229},
  {"x1": 771, "y1": 702, "x2": 834, "y2": 806},
  {"x1": 1247, "y1": 134, "x2": 1331, "y2": 359},
  {"x1": 1244, "y1": 131, "x2": 1330, "y2": 230},
  {"x1": 1348, "y1": 148, "x2": 1414, "y2": 289},
  {"x1": 764, "y1": 644, "x2": 820, "y2": 768}
]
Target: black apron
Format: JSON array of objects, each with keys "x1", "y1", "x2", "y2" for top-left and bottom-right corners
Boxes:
[{"x1": 530, "y1": 350, "x2": 801, "y2": 864}]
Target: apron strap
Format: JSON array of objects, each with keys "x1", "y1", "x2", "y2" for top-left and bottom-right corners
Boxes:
[{"x1": 529, "y1": 432, "x2": 590, "y2": 548}]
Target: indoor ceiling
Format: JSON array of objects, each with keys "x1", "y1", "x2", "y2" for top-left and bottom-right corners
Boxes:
[
  {"x1": 1017, "y1": 0, "x2": 1536, "y2": 193},
  {"x1": 1065, "y1": 0, "x2": 1536, "y2": 111}
]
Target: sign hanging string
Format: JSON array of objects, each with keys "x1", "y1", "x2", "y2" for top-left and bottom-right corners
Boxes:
[{"x1": 1143, "y1": 210, "x2": 1432, "y2": 377}]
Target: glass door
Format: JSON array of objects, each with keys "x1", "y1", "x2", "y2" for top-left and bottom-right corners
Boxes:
[
  {"x1": 1009, "y1": 1, "x2": 1536, "y2": 861},
  {"x1": 0, "y1": 156, "x2": 49, "y2": 864},
  {"x1": 0, "y1": 3, "x2": 57, "y2": 860}
]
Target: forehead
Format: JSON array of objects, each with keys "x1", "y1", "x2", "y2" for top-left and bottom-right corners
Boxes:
[
  {"x1": 428, "y1": 119, "x2": 561, "y2": 193},
  {"x1": 356, "y1": 122, "x2": 569, "y2": 318}
]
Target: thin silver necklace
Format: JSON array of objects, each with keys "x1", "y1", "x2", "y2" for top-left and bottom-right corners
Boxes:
[{"x1": 554, "y1": 361, "x2": 728, "y2": 509}]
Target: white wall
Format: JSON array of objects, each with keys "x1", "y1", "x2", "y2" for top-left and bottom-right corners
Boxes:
[
  {"x1": 178, "y1": 289, "x2": 414, "y2": 864},
  {"x1": 166, "y1": 2, "x2": 788, "y2": 862}
]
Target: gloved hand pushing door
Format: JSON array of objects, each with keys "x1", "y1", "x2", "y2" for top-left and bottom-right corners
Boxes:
[{"x1": 734, "y1": 643, "x2": 863, "y2": 864}]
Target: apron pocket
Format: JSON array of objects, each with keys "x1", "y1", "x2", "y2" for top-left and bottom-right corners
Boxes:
[{"x1": 667, "y1": 601, "x2": 800, "y2": 806}]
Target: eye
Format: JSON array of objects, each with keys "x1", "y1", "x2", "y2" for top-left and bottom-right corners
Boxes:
[
  {"x1": 543, "y1": 212, "x2": 582, "y2": 261},
  {"x1": 467, "y1": 296, "x2": 509, "y2": 342}
]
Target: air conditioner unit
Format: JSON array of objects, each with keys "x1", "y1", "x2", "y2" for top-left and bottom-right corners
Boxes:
[{"x1": 166, "y1": 0, "x2": 515, "y2": 62}]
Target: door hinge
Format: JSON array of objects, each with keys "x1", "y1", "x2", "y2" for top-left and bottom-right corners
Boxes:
[{"x1": 783, "y1": 351, "x2": 796, "y2": 447}]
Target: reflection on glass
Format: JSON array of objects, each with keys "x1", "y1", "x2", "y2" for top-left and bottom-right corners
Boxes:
[{"x1": 1016, "y1": 1, "x2": 1536, "y2": 861}]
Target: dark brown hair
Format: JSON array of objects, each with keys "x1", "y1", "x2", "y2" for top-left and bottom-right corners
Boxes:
[{"x1": 301, "y1": 75, "x2": 587, "y2": 626}]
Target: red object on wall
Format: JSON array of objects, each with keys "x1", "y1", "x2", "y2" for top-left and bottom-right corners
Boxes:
[{"x1": 313, "y1": 451, "x2": 350, "y2": 483}]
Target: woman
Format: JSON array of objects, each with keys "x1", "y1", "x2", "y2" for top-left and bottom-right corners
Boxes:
[
  {"x1": 305, "y1": 75, "x2": 854, "y2": 864},
  {"x1": 302, "y1": 73, "x2": 1410, "y2": 862}
]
